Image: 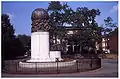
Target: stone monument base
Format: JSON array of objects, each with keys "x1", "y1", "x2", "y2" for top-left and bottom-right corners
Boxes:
[
  {"x1": 26, "y1": 51, "x2": 62, "y2": 62},
  {"x1": 19, "y1": 60, "x2": 76, "y2": 68},
  {"x1": 26, "y1": 58, "x2": 55, "y2": 62},
  {"x1": 30, "y1": 32, "x2": 63, "y2": 62}
]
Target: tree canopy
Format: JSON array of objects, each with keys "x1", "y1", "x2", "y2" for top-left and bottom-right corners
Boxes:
[
  {"x1": 2, "y1": 14, "x2": 15, "y2": 42},
  {"x1": 102, "y1": 16, "x2": 117, "y2": 37},
  {"x1": 48, "y1": 1, "x2": 102, "y2": 51},
  {"x1": 17, "y1": 34, "x2": 31, "y2": 47},
  {"x1": 2, "y1": 14, "x2": 25, "y2": 60}
]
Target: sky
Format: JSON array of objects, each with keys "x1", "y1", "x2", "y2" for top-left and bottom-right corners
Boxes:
[{"x1": 2, "y1": 1, "x2": 118, "y2": 35}]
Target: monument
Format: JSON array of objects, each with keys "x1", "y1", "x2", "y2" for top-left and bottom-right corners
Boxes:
[
  {"x1": 28, "y1": 8, "x2": 62, "y2": 62},
  {"x1": 19, "y1": 8, "x2": 76, "y2": 68}
]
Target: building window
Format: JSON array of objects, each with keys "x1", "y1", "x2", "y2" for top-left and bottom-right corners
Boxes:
[
  {"x1": 67, "y1": 31, "x2": 73, "y2": 34},
  {"x1": 102, "y1": 43, "x2": 105, "y2": 47}
]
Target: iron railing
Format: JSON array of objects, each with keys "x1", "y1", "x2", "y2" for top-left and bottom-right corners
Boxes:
[{"x1": 3, "y1": 58, "x2": 101, "y2": 74}]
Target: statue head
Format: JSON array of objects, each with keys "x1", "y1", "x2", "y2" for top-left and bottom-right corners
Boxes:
[
  {"x1": 31, "y1": 8, "x2": 52, "y2": 32},
  {"x1": 31, "y1": 8, "x2": 49, "y2": 21}
]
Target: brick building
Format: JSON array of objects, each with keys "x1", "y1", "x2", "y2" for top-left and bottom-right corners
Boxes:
[
  {"x1": 96, "y1": 28, "x2": 118, "y2": 54},
  {"x1": 108, "y1": 28, "x2": 118, "y2": 53}
]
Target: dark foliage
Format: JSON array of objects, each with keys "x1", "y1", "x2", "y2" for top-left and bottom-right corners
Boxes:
[
  {"x1": 2, "y1": 14, "x2": 25, "y2": 60},
  {"x1": 48, "y1": 1, "x2": 102, "y2": 54}
]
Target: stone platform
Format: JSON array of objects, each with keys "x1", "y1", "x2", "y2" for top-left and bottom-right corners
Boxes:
[{"x1": 19, "y1": 60, "x2": 76, "y2": 68}]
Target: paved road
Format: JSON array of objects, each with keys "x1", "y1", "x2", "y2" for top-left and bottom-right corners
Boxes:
[{"x1": 2, "y1": 59, "x2": 118, "y2": 78}]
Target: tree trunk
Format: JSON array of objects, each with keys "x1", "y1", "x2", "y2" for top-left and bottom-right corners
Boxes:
[
  {"x1": 55, "y1": 35, "x2": 57, "y2": 50},
  {"x1": 79, "y1": 45, "x2": 81, "y2": 54},
  {"x1": 60, "y1": 38, "x2": 62, "y2": 51}
]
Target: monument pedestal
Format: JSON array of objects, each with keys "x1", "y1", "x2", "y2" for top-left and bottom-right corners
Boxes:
[
  {"x1": 27, "y1": 32, "x2": 62, "y2": 62},
  {"x1": 27, "y1": 32, "x2": 54, "y2": 62},
  {"x1": 50, "y1": 51, "x2": 63, "y2": 61}
]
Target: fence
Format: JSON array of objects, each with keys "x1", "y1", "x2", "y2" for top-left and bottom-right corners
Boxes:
[{"x1": 3, "y1": 58, "x2": 101, "y2": 74}]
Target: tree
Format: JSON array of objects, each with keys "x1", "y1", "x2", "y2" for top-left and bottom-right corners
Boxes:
[
  {"x1": 103, "y1": 16, "x2": 117, "y2": 37},
  {"x1": 2, "y1": 14, "x2": 15, "y2": 42},
  {"x1": 17, "y1": 34, "x2": 31, "y2": 47},
  {"x1": 2, "y1": 14, "x2": 25, "y2": 60},
  {"x1": 48, "y1": 1, "x2": 74, "y2": 26},
  {"x1": 48, "y1": 1, "x2": 63, "y2": 12},
  {"x1": 2, "y1": 14, "x2": 15, "y2": 60},
  {"x1": 69, "y1": 7, "x2": 101, "y2": 55},
  {"x1": 48, "y1": 1, "x2": 102, "y2": 57},
  {"x1": 48, "y1": 1, "x2": 68, "y2": 51},
  {"x1": 17, "y1": 34, "x2": 31, "y2": 54},
  {"x1": 47, "y1": 1, "x2": 63, "y2": 27}
]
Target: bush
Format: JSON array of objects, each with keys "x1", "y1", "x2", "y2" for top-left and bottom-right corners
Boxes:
[{"x1": 3, "y1": 38, "x2": 25, "y2": 60}]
